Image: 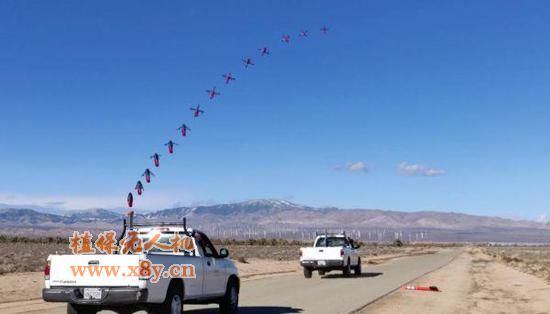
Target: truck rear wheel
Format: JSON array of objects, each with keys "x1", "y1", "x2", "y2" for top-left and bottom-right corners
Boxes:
[
  {"x1": 67, "y1": 304, "x2": 98, "y2": 314},
  {"x1": 343, "y1": 258, "x2": 351, "y2": 276},
  {"x1": 303, "y1": 267, "x2": 312, "y2": 278},
  {"x1": 318, "y1": 270, "x2": 325, "y2": 276},
  {"x1": 150, "y1": 281, "x2": 183, "y2": 314},
  {"x1": 354, "y1": 258, "x2": 362, "y2": 275}
]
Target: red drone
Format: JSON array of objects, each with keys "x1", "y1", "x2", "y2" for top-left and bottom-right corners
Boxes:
[
  {"x1": 259, "y1": 47, "x2": 270, "y2": 56},
  {"x1": 177, "y1": 124, "x2": 190, "y2": 137},
  {"x1": 150, "y1": 153, "x2": 161, "y2": 167},
  {"x1": 142, "y1": 168, "x2": 155, "y2": 183},
  {"x1": 222, "y1": 73, "x2": 236, "y2": 84},
  {"x1": 165, "y1": 140, "x2": 177, "y2": 154},
  {"x1": 190, "y1": 105, "x2": 204, "y2": 118},
  {"x1": 281, "y1": 35, "x2": 291, "y2": 43},
  {"x1": 127, "y1": 192, "x2": 134, "y2": 208},
  {"x1": 242, "y1": 57, "x2": 254, "y2": 68},
  {"x1": 206, "y1": 86, "x2": 220, "y2": 100},
  {"x1": 135, "y1": 181, "x2": 144, "y2": 196},
  {"x1": 299, "y1": 30, "x2": 308, "y2": 37}
]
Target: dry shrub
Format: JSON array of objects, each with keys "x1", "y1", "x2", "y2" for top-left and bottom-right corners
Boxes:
[{"x1": 237, "y1": 256, "x2": 249, "y2": 264}]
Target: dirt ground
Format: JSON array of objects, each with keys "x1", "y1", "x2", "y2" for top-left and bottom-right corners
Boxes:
[
  {"x1": 482, "y1": 246, "x2": 550, "y2": 283},
  {"x1": 361, "y1": 248, "x2": 550, "y2": 314},
  {"x1": 0, "y1": 242, "x2": 68, "y2": 274}
]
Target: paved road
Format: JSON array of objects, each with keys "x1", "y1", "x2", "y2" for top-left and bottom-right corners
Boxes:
[{"x1": 1, "y1": 249, "x2": 461, "y2": 314}]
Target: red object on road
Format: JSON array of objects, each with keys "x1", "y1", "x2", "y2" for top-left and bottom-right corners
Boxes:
[{"x1": 402, "y1": 285, "x2": 440, "y2": 292}]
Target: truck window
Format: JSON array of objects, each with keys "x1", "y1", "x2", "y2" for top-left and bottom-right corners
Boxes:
[
  {"x1": 196, "y1": 232, "x2": 219, "y2": 258},
  {"x1": 315, "y1": 237, "x2": 346, "y2": 247},
  {"x1": 138, "y1": 232, "x2": 195, "y2": 255}
]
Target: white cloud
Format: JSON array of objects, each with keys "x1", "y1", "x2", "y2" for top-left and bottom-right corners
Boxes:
[
  {"x1": 0, "y1": 190, "x2": 195, "y2": 211},
  {"x1": 536, "y1": 214, "x2": 550, "y2": 224},
  {"x1": 399, "y1": 162, "x2": 446, "y2": 177},
  {"x1": 337, "y1": 161, "x2": 369, "y2": 174},
  {"x1": 45, "y1": 201, "x2": 67, "y2": 207},
  {"x1": 4, "y1": 195, "x2": 17, "y2": 201}
]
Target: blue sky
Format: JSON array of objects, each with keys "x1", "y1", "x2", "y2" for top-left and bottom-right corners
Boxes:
[{"x1": 0, "y1": 1, "x2": 548, "y2": 220}]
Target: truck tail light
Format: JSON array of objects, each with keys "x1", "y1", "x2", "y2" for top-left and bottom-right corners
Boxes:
[
  {"x1": 340, "y1": 249, "x2": 344, "y2": 257},
  {"x1": 44, "y1": 260, "x2": 51, "y2": 280}
]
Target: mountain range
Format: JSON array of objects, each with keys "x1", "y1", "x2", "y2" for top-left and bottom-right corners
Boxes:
[{"x1": 1, "y1": 200, "x2": 548, "y2": 243}]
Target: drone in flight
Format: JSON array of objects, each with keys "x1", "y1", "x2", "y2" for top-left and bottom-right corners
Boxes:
[
  {"x1": 142, "y1": 168, "x2": 155, "y2": 183},
  {"x1": 242, "y1": 57, "x2": 255, "y2": 68},
  {"x1": 124, "y1": 24, "x2": 333, "y2": 208},
  {"x1": 150, "y1": 153, "x2": 161, "y2": 167},
  {"x1": 127, "y1": 193, "x2": 133, "y2": 208},
  {"x1": 206, "y1": 87, "x2": 220, "y2": 100},
  {"x1": 165, "y1": 140, "x2": 177, "y2": 154},
  {"x1": 259, "y1": 47, "x2": 270, "y2": 56},
  {"x1": 177, "y1": 124, "x2": 191, "y2": 137},
  {"x1": 190, "y1": 105, "x2": 204, "y2": 118},
  {"x1": 135, "y1": 181, "x2": 144, "y2": 196},
  {"x1": 222, "y1": 73, "x2": 236, "y2": 84}
]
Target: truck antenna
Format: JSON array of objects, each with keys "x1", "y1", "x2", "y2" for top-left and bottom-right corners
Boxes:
[
  {"x1": 118, "y1": 218, "x2": 127, "y2": 243},
  {"x1": 128, "y1": 211, "x2": 134, "y2": 229}
]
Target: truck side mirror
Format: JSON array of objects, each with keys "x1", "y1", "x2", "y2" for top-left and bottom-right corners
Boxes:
[{"x1": 219, "y1": 248, "x2": 229, "y2": 258}]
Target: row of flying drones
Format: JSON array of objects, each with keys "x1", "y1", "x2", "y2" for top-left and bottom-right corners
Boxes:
[{"x1": 127, "y1": 26, "x2": 330, "y2": 207}]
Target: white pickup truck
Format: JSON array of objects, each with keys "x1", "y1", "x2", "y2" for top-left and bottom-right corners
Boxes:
[
  {"x1": 299, "y1": 233, "x2": 361, "y2": 278},
  {"x1": 42, "y1": 216, "x2": 240, "y2": 314}
]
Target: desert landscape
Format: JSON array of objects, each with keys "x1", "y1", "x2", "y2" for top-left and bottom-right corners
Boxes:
[
  {"x1": 0, "y1": 236, "x2": 420, "y2": 303},
  {"x1": 1, "y1": 237, "x2": 550, "y2": 313},
  {"x1": 1, "y1": 202, "x2": 550, "y2": 313}
]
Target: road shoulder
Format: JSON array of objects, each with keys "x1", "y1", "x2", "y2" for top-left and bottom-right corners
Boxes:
[{"x1": 361, "y1": 248, "x2": 550, "y2": 314}]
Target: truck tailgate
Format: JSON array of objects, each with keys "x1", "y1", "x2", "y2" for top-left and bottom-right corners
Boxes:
[
  {"x1": 301, "y1": 247, "x2": 342, "y2": 260},
  {"x1": 49, "y1": 254, "x2": 141, "y2": 287}
]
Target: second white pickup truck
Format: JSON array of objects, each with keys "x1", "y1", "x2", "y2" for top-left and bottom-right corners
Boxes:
[
  {"x1": 42, "y1": 215, "x2": 240, "y2": 314},
  {"x1": 299, "y1": 233, "x2": 361, "y2": 278}
]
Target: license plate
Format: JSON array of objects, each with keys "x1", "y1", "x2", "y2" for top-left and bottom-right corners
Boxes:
[
  {"x1": 83, "y1": 288, "x2": 102, "y2": 300},
  {"x1": 318, "y1": 260, "x2": 326, "y2": 266}
]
